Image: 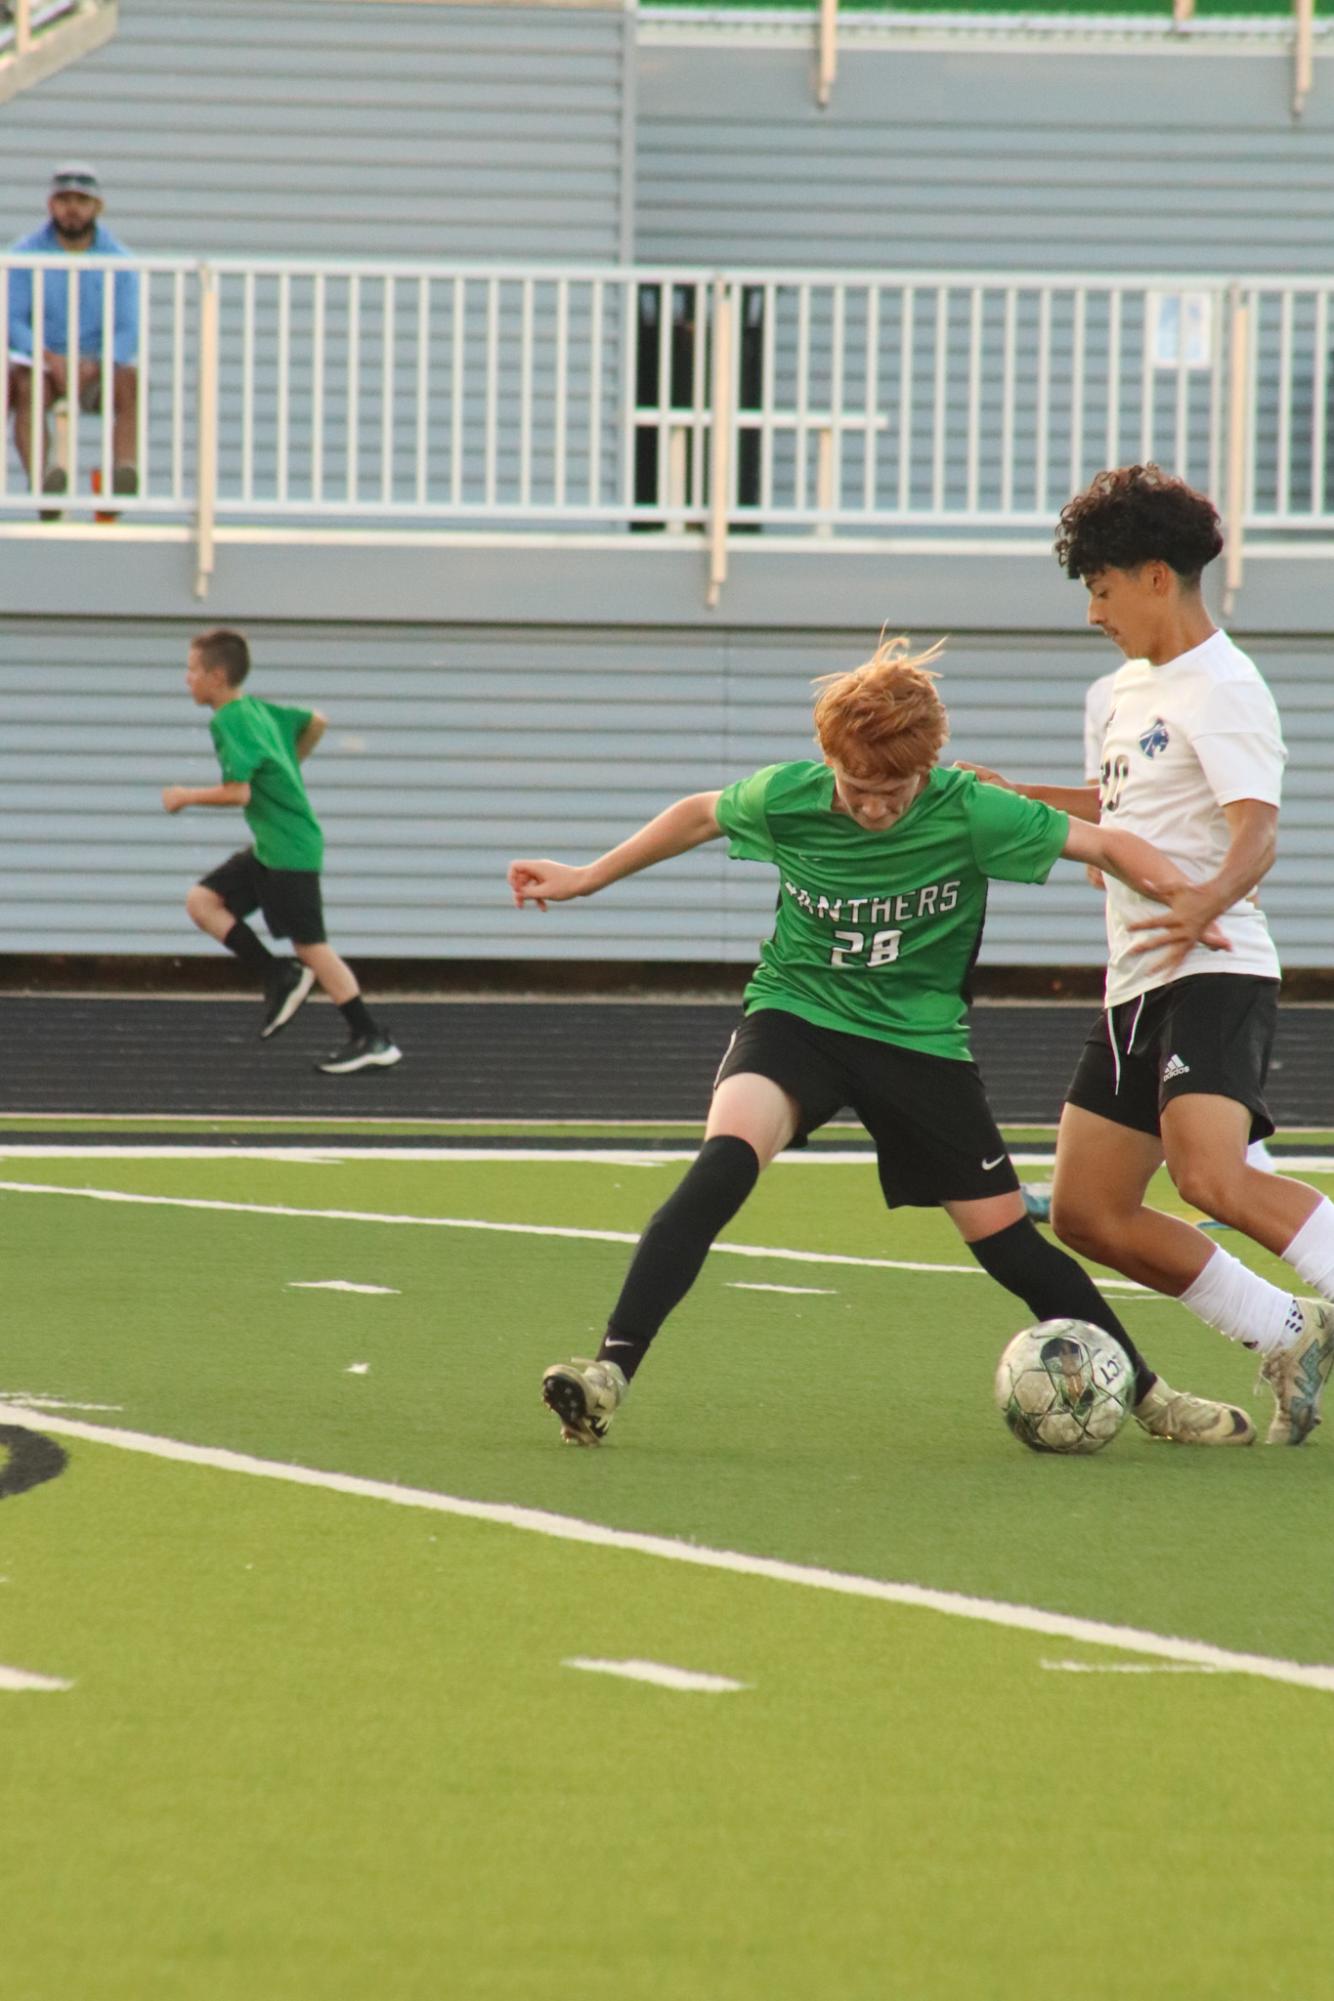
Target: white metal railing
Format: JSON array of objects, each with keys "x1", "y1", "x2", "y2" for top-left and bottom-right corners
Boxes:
[
  {"x1": 0, "y1": 0, "x2": 118, "y2": 103},
  {"x1": 7, "y1": 254, "x2": 1334, "y2": 602},
  {"x1": 1, "y1": 0, "x2": 96, "y2": 57}
]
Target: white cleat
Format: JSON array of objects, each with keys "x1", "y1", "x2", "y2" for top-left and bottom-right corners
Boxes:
[
  {"x1": 541, "y1": 1357, "x2": 628, "y2": 1447},
  {"x1": 1134, "y1": 1377, "x2": 1255, "y2": 1446},
  {"x1": 1259, "y1": 1300, "x2": 1334, "y2": 1445}
]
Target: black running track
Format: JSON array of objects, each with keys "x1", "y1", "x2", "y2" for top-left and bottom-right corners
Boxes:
[{"x1": 3, "y1": 995, "x2": 1331, "y2": 1127}]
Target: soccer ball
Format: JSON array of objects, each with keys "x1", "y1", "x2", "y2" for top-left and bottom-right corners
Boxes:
[{"x1": 994, "y1": 1319, "x2": 1134, "y2": 1455}]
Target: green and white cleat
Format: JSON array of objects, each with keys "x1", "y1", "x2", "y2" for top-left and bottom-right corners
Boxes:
[
  {"x1": 541, "y1": 1357, "x2": 628, "y2": 1447},
  {"x1": 1134, "y1": 1377, "x2": 1255, "y2": 1446},
  {"x1": 1259, "y1": 1300, "x2": 1334, "y2": 1445}
]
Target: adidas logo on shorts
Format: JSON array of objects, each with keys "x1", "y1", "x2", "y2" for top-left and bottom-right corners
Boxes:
[{"x1": 1162, "y1": 1052, "x2": 1191, "y2": 1082}]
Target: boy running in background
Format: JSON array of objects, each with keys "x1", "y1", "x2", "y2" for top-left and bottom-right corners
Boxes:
[
  {"x1": 162, "y1": 626, "x2": 401, "y2": 1076},
  {"x1": 509, "y1": 636, "x2": 1252, "y2": 1450}
]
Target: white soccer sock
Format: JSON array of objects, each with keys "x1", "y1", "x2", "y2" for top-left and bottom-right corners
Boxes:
[
  {"x1": 1178, "y1": 1246, "x2": 1304, "y2": 1355},
  {"x1": 1281, "y1": 1197, "x2": 1334, "y2": 1301}
]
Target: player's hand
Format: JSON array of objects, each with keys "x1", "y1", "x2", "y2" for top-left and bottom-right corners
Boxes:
[
  {"x1": 507, "y1": 859, "x2": 587, "y2": 911},
  {"x1": 1127, "y1": 885, "x2": 1231, "y2": 974},
  {"x1": 161, "y1": 785, "x2": 191, "y2": 813},
  {"x1": 1085, "y1": 864, "x2": 1106, "y2": 891},
  {"x1": 952, "y1": 760, "x2": 1016, "y2": 791}
]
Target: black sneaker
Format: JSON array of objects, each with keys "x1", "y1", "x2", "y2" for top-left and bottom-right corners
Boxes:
[
  {"x1": 260, "y1": 959, "x2": 315, "y2": 1039},
  {"x1": 316, "y1": 1030, "x2": 402, "y2": 1075}
]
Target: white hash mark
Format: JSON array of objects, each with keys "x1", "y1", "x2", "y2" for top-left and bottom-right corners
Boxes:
[
  {"x1": 1041, "y1": 1658, "x2": 1227, "y2": 1676},
  {"x1": 0, "y1": 1390, "x2": 123, "y2": 1411},
  {"x1": 287, "y1": 1281, "x2": 400, "y2": 1295},
  {"x1": 562, "y1": 1658, "x2": 747, "y2": 1693},
  {"x1": 0, "y1": 1664, "x2": 73, "y2": 1692},
  {"x1": 727, "y1": 1282, "x2": 836, "y2": 1296}
]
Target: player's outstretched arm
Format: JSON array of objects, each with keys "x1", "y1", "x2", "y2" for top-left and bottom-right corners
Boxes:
[
  {"x1": 1062, "y1": 818, "x2": 1230, "y2": 974},
  {"x1": 509, "y1": 791, "x2": 724, "y2": 912},
  {"x1": 953, "y1": 762, "x2": 1102, "y2": 823},
  {"x1": 1120, "y1": 797, "x2": 1277, "y2": 962}
]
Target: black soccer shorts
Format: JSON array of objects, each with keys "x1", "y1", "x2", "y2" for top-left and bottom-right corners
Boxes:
[
  {"x1": 1065, "y1": 972, "x2": 1278, "y2": 1142},
  {"x1": 200, "y1": 847, "x2": 327, "y2": 947},
  {"x1": 713, "y1": 1005, "x2": 1021, "y2": 1208}
]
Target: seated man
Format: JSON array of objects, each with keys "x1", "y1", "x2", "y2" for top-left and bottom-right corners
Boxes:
[{"x1": 6, "y1": 162, "x2": 139, "y2": 515}]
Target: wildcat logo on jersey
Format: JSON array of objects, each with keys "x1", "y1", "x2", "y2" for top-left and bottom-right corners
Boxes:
[{"x1": 1139, "y1": 717, "x2": 1171, "y2": 758}]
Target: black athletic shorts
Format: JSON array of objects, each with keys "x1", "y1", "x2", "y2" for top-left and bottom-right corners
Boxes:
[
  {"x1": 1065, "y1": 973, "x2": 1278, "y2": 1143},
  {"x1": 200, "y1": 847, "x2": 327, "y2": 947},
  {"x1": 713, "y1": 1005, "x2": 1020, "y2": 1208}
]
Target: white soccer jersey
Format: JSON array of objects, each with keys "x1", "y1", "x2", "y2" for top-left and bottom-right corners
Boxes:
[
  {"x1": 1083, "y1": 668, "x2": 1121, "y2": 782},
  {"x1": 1093, "y1": 629, "x2": 1286, "y2": 1006}
]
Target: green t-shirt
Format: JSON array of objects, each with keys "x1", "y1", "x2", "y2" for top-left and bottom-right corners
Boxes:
[
  {"x1": 210, "y1": 695, "x2": 323, "y2": 871},
  {"x1": 715, "y1": 762, "x2": 1069, "y2": 1060}
]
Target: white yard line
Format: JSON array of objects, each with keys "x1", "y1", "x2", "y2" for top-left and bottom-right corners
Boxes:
[
  {"x1": 0, "y1": 1178, "x2": 1155, "y2": 1290},
  {"x1": 0, "y1": 1400, "x2": 1330, "y2": 1697},
  {"x1": 0, "y1": 1145, "x2": 978, "y2": 1166},
  {"x1": 2, "y1": 1144, "x2": 1332, "y2": 1171},
  {"x1": 1041, "y1": 1659, "x2": 1226, "y2": 1676}
]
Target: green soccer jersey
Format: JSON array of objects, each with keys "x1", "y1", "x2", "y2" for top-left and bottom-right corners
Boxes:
[
  {"x1": 715, "y1": 762, "x2": 1069, "y2": 1060},
  {"x1": 209, "y1": 696, "x2": 324, "y2": 871}
]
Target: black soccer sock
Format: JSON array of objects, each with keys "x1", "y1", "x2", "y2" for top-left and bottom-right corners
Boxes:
[
  {"x1": 967, "y1": 1216, "x2": 1155, "y2": 1404},
  {"x1": 339, "y1": 994, "x2": 374, "y2": 1037},
  {"x1": 598, "y1": 1135, "x2": 761, "y2": 1382},
  {"x1": 222, "y1": 919, "x2": 275, "y2": 971}
]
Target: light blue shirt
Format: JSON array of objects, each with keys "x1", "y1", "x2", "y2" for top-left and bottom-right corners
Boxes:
[{"x1": 6, "y1": 219, "x2": 140, "y2": 366}]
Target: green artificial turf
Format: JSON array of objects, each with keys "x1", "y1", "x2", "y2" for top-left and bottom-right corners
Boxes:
[
  {"x1": 3, "y1": 1150, "x2": 1333, "y2": 1997},
  {"x1": 5, "y1": 1438, "x2": 1328, "y2": 2001}
]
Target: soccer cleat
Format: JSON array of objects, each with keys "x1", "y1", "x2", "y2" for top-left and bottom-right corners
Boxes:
[
  {"x1": 541, "y1": 1357, "x2": 627, "y2": 1447},
  {"x1": 1258, "y1": 1300, "x2": 1334, "y2": 1445},
  {"x1": 259, "y1": 958, "x2": 315, "y2": 1038},
  {"x1": 1134, "y1": 1377, "x2": 1256, "y2": 1446},
  {"x1": 316, "y1": 1030, "x2": 403, "y2": 1074}
]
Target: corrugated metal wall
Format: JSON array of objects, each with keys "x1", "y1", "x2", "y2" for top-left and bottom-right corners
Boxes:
[
  {"x1": 0, "y1": 0, "x2": 630, "y2": 262},
  {"x1": 635, "y1": 35, "x2": 1334, "y2": 273},
  {"x1": 2, "y1": 619, "x2": 1327, "y2": 965},
  {"x1": 2, "y1": 9, "x2": 1332, "y2": 970}
]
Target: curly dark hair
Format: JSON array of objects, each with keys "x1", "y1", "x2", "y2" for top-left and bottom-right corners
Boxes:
[{"x1": 1054, "y1": 464, "x2": 1223, "y2": 583}]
